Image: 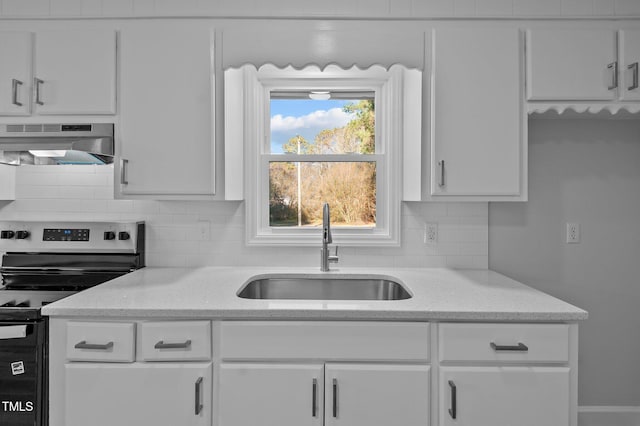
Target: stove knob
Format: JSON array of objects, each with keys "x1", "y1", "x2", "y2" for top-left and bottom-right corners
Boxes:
[
  {"x1": 15, "y1": 230, "x2": 30, "y2": 240},
  {"x1": 104, "y1": 231, "x2": 116, "y2": 241},
  {"x1": 1, "y1": 230, "x2": 15, "y2": 239},
  {"x1": 118, "y1": 231, "x2": 130, "y2": 241}
]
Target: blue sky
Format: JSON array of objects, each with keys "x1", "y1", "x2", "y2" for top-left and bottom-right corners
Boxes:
[{"x1": 270, "y1": 99, "x2": 354, "y2": 153}]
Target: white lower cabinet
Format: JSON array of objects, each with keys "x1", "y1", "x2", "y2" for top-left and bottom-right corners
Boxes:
[
  {"x1": 439, "y1": 367, "x2": 570, "y2": 426},
  {"x1": 324, "y1": 364, "x2": 430, "y2": 426},
  {"x1": 218, "y1": 362, "x2": 430, "y2": 426},
  {"x1": 65, "y1": 362, "x2": 212, "y2": 426},
  {"x1": 50, "y1": 319, "x2": 577, "y2": 426},
  {"x1": 219, "y1": 363, "x2": 324, "y2": 426}
]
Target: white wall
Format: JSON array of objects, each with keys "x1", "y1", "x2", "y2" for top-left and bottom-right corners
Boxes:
[
  {"x1": 489, "y1": 119, "x2": 640, "y2": 406},
  {"x1": 0, "y1": 0, "x2": 638, "y2": 18},
  {"x1": 0, "y1": 165, "x2": 488, "y2": 269}
]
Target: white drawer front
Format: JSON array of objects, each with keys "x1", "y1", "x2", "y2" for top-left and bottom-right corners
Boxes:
[
  {"x1": 66, "y1": 322, "x2": 135, "y2": 363},
  {"x1": 439, "y1": 323, "x2": 569, "y2": 363},
  {"x1": 139, "y1": 321, "x2": 211, "y2": 361},
  {"x1": 220, "y1": 321, "x2": 430, "y2": 361}
]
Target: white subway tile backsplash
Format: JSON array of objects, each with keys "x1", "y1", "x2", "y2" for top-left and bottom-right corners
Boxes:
[
  {"x1": 561, "y1": 0, "x2": 593, "y2": 15},
  {"x1": 513, "y1": 0, "x2": 561, "y2": 16},
  {"x1": 454, "y1": 0, "x2": 476, "y2": 15},
  {"x1": 616, "y1": 0, "x2": 640, "y2": 15},
  {"x1": 51, "y1": 0, "x2": 82, "y2": 15},
  {"x1": 593, "y1": 0, "x2": 615, "y2": 15},
  {"x1": 101, "y1": 0, "x2": 133, "y2": 15},
  {"x1": 412, "y1": 0, "x2": 455, "y2": 16},
  {"x1": 1, "y1": 167, "x2": 488, "y2": 269},
  {"x1": 133, "y1": 0, "x2": 155, "y2": 15},
  {"x1": 2, "y1": 0, "x2": 50, "y2": 15},
  {"x1": 476, "y1": 0, "x2": 512, "y2": 15},
  {"x1": 80, "y1": 0, "x2": 101, "y2": 15}
]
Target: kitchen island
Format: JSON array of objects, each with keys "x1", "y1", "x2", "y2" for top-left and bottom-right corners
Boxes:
[{"x1": 43, "y1": 267, "x2": 586, "y2": 426}]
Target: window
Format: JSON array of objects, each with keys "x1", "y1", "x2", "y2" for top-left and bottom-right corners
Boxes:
[
  {"x1": 224, "y1": 64, "x2": 422, "y2": 246},
  {"x1": 269, "y1": 93, "x2": 376, "y2": 229}
]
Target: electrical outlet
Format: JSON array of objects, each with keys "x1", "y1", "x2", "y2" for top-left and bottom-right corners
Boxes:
[
  {"x1": 424, "y1": 223, "x2": 438, "y2": 244},
  {"x1": 566, "y1": 223, "x2": 580, "y2": 244},
  {"x1": 197, "y1": 220, "x2": 210, "y2": 241}
]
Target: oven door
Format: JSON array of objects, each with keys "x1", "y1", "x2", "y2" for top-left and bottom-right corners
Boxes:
[{"x1": 0, "y1": 321, "x2": 45, "y2": 426}]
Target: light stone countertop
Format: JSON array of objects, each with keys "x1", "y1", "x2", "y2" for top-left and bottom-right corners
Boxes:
[{"x1": 41, "y1": 267, "x2": 588, "y2": 321}]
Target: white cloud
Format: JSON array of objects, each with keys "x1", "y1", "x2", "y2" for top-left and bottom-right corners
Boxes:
[{"x1": 271, "y1": 108, "x2": 354, "y2": 133}]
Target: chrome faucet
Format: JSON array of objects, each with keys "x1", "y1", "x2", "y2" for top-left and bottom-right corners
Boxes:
[{"x1": 321, "y1": 203, "x2": 339, "y2": 271}]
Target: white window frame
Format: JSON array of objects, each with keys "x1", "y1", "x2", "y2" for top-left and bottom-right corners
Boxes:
[{"x1": 225, "y1": 64, "x2": 421, "y2": 247}]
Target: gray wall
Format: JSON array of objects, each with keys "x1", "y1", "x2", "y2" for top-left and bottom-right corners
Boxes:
[{"x1": 489, "y1": 119, "x2": 640, "y2": 406}]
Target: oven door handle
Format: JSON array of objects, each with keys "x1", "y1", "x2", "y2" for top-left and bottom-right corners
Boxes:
[{"x1": 0, "y1": 325, "x2": 28, "y2": 340}]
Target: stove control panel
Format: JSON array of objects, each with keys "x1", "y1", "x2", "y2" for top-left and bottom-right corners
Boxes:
[
  {"x1": 43, "y1": 228, "x2": 90, "y2": 242},
  {"x1": 0, "y1": 221, "x2": 144, "y2": 253}
]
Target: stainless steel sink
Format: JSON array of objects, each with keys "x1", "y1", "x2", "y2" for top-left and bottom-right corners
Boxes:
[{"x1": 237, "y1": 275, "x2": 412, "y2": 301}]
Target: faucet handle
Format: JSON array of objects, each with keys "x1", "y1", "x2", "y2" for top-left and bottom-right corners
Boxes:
[{"x1": 329, "y1": 246, "x2": 339, "y2": 263}]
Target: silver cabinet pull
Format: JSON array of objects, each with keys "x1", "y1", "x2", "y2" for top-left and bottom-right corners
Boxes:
[
  {"x1": 490, "y1": 342, "x2": 529, "y2": 352},
  {"x1": 34, "y1": 78, "x2": 44, "y2": 105},
  {"x1": 312, "y1": 378, "x2": 318, "y2": 417},
  {"x1": 332, "y1": 378, "x2": 338, "y2": 418},
  {"x1": 628, "y1": 62, "x2": 639, "y2": 90},
  {"x1": 438, "y1": 160, "x2": 445, "y2": 187},
  {"x1": 448, "y1": 380, "x2": 457, "y2": 419},
  {"x1": 154, "y1": 339, "x2": 192, "y2": 349},
  {"x1": 120, "y1": 159, "x2": 129, "y2": 185},
  {"x1": 608, "y1": 62, "x2": 619, "y2": 90},
  {"x1": 11, "y1": 79, "x2": 23, "y2": 106},
  {"x1": 194, "y1": 377, "x2": 203, "y2": 415},
  {"x1": 74, "y1": 340, "x2": 114, "y2": 350}
]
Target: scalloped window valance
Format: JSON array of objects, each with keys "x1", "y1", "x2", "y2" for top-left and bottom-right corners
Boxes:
[{"x1": 221, "y1": 27, "x2": 424, "y2": 71}]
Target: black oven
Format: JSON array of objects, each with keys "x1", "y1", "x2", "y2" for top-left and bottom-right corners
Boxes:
[{"x1": 0, "y1": 221, "x2": 145, "y2": 426}]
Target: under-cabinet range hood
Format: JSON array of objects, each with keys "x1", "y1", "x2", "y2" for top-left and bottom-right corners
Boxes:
[{"x1": 0, "y1": 123, "x2": 114, "y2": 165}]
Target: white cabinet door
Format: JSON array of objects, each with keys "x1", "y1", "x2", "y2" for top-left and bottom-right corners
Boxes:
[
  {"x1": 218, "y1": 363, "x2": 324, "y2": 426},
  {"x1": 620, "y1": 29, "x2": 640, "y2": 101},
  {"x1": 431, "y1": 28, "x2": 523, "y2": 198},
  {"x1": 439, "y1": 366, "x2": 570, "y2": 426},
  {"x1": 65, "y1": 362, "x2": 212, "y2": 426},
  {"x1": 0, "y1": 31, "x2": 32, "y2": 115},
  {"x1": 527, "y1": 29, "x2": 617, "y2": 101},
  {"x1": 34, "y1": 30, "x2": 116, "y2": 115},
  {"x1": 118, "y1": 22, "x2": 215, "y2": 198},
  {"x1": 325, "y1": 364, "x2": 430, "y2": 426}
]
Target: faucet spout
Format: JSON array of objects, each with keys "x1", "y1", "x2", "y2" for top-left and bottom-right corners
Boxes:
[{"x1": 321, "y1": 203, "x2": 338, "y2": 271}]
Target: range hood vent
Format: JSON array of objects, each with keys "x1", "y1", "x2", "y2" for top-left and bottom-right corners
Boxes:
[{"x1": 0, "y1": 123, "x2": 114, "y2": 166}]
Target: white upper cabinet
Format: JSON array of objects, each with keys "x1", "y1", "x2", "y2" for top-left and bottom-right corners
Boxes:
[
  {"x1": 35, "y1": 30, "x2": 116, "y2": 115},
  {"x1": 430, "y1": 27, "x2": 525, "y2": 200},
  {"x1": 0, "y1": 32, "x2": 32, "y2": 115},
  {"x1": 526, "y1": 29, "x2": 617, "y2": 101},
  {"x1": 620, "y1": 29, "x2": 640, "y2": 101},
  {"x1": 0, "y1": 30, "x2": 116, "y2": 116},
  {"x1": 117, "y1": 22, "x2": 215, "y2": 198}
]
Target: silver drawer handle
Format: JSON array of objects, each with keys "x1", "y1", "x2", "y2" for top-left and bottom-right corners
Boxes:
[
  {"x1": 312, "y1": 378, "x2": 318, "y2": 417},
  {"x1": 438, "y1": 160, "x2": 445, "y2": 187},
  {"x1": 448, "y1": 380, "x2": 457, "y2": 419},
  {"x1": 74, "y1": 340, "x2": 114, "y2": 350},
  {"x1": 490, "y1": 342, "x2": 529, "y2": 352},
  {"x1": 608, "y1": 62, "x2": 619, "y2": 90},
  {"x1": 155, "y1": 339, "x2": 192, "y2": 349},
  {"x1": 120, "y1": 158, "x2": 129, "y2": 185},
  {"x1": 34, "y1": 78, "x2": 44, "y2": 105},
  {"x1": 11, "y1": 79, "x2": 23, "y2": 107},
  {"x1": 628, "y1": 62, "x2": 639, "y2": 90},
  {"x1": 195, "y1": 377, "x2": 203, "y2": 415}
]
